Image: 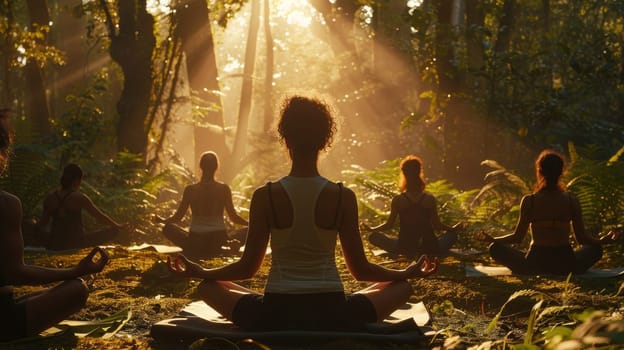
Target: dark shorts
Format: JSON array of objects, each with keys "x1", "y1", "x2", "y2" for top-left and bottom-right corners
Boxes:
[
  {"x1": 526, "y1": 245, "x2": 576, "y2": 275},
  {"x1": 231, "y1": 292, "x2": 377, "y2": 331},
  {"x1": 0, "y1": 292, "x2": 28, "y2": 342}
]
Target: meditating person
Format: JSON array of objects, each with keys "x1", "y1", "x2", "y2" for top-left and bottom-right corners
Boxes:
[
  {"x1": 155, "y1": 151, "x2": 248, "y2": 257},
  {"x1": 38, "y1": 163, "x2": 124, "y2": 251},
  {"x1": 0, "y1": 109, "x2": 109, "y2": 342},
  {"x1": 478, "y1": 149, "x2": 620, "y2": 275},
  {"x1": 166, "y1": 96, "x2": 437, "y2": 331},
  {"x1": 368, "y1": 155, "x2": 460, "y2": 257}
]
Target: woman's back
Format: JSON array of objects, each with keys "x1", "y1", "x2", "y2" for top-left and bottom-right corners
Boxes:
[
  {"x1": 44, "y1": 190, "x2": 85, "y2": 250},
  {"x1": 265, "y1": 176, "x2": 343, "y2": 294},
  {"x1": 528, "y1": 190, "x2": 574, "y2": 247},
  {"x1": 395, "y1": 192, "x2": 436, "y2": 254},
  {"x1": 186, "y1": 181, "x2": 228, "y2": 218}
]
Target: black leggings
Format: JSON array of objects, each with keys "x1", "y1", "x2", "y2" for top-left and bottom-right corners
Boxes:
[
  {"x1": 231, "y1": 292, "x2": 377, "y2": 331},
  {"x1": 489, "y1": 242, "x2": 603, "y2": 275},
  {"x1": 46, "y1": 227, "x2": 119, "y2": 251},
  {"x1": 163, "y1": 224, "x2": 247, "y2": 257},
  {"x1": 368, "y1": 231, "x2": 458, "y2": 257}
]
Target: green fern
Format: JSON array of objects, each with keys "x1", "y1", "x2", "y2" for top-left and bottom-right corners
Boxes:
[{"x1": 566, "y1": 143, "x2": 624, "y2": 235}]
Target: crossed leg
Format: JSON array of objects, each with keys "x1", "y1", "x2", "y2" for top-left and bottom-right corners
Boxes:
[
  {"x1": 23, "y1": 279, "x2": 89, "y2": 335},
  {"x1": 196, "y1": 279, "x2": 413, "y2": 323}
]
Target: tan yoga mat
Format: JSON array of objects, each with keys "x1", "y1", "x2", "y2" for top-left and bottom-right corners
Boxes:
[
  {"x1": 465, "y1": 265, "x2": 624, "y2": 278},
  {"x1": 151, "y1": 301, "x2": 430, "y2": 346},
  {"x1": 127, "y1": 243, "x2": 183, "y2": 254}
]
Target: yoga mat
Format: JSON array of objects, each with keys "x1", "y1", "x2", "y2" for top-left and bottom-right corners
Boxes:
[
  {"x1": 448, "y1": 248, "x2": 484, "y2": 256},
  {"x1": 151, "y1": 301, "x2": 429, "y2": 345},
  {"x1": 127, "y1": 243, "x2": 183, "y2": 254},
  {"x1": 372, "y1": 248, "x2": 483, "y2": 258},
  {"x1": 465, "y1": 265, "x2": 624, "y2": 278}
]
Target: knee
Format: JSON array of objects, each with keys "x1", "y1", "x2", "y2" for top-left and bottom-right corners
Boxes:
[
  {"x1": 592, "y1": 244, "x2": 604, "y2": 260},
  {"x1": 391, "y1": 280, "x2": 414, "y2": 299},
  {"x1": 163, "y1": 223, "x2": 174, "y2": 233},
  {"x1": 197, "y1": 280, "x2": 220, "y2": 301},
  {"x1": 368, "y1": 231, "x2": 383, "y2": 244},
  {"x1": 367, "y1": 231, "x2": 376, "y2": 241},
  {"x1": 65, "y1": 279, "x2": 89, "y2": 308},
  {"x1": 488, "y1": 242, "x2": 503, "y2": 258}
]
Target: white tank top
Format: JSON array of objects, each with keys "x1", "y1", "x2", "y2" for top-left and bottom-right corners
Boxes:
[{"x1": 265, "y1": 176, "x2": 344, "y2": 294}]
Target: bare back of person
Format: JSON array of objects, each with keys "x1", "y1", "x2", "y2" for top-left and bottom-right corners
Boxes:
[
  {"x1": 529, "y1": 191, "x2": 573, "y2": 247},
  {"x1": 186, "y1": 181, "x2": 228, "y2": 218}
]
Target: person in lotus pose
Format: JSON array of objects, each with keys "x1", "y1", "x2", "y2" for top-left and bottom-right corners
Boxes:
[
  {"x1": 0, "y1": 108, "x2": 109, "y2": 342},
  {"x1": 478, "y1": 149, "x2": 620, "y2": 275},
  {"x1": 155, "y1": 151, "x2": 248, "y2": 257},
  {"x1": 38, "y1": 163, "x2": 124, "y2": 251},
  {"x1": 368, "y1": 155, "x2": 460, "y2": 257},
  {"x1": 166, "y1": 96, "x2": 437, "y2": 331}
]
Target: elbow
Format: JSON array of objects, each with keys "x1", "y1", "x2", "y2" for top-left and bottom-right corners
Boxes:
[
  {"x1": 348, "y1": 264, "x2": 373, "y2": 281},
  {"x1": 236, "y1": 260, "x2": 260, "y2": 280}
]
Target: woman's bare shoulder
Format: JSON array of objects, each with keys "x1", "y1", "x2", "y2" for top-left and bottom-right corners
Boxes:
[
  {"x1": 0, "y1": 191, "x2": 21, "y2": 219},
  {"x1": 0, "y1": 190, "x2": 20, "y2": 206}
]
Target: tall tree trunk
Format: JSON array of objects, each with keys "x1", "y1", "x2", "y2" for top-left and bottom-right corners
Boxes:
[
  {"x1": 227, "y1": 0, "x2": 260, "y2": 181},
  {"x1": 175, "y1": 0, "x2": 229, "y2": 172},
  {"x1": 262, "y1": 0, "x2": 274, "y2": 133},
  {"x1": 100, "y1": 0, "x2": 155, "y2": 158},
  {"x1": 25, "y1": 0, "x2": 52, "y2": 138},
  {"x1": 436, "y1": 0, "x2": 465, "y2": 185}
]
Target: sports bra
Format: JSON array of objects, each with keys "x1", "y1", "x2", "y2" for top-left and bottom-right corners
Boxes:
[{"x1": 529, "y1": 193, "x2": 573, "y2": 230}]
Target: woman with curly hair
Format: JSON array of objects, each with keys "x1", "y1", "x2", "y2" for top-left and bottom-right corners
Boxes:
[{"x1": 166, "y1": 96, "x2": 437, "y2": 331}]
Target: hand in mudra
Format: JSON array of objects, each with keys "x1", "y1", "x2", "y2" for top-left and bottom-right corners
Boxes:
[
  {"x1": 166, "y1": 254, "x2": 204, "y2": 278},
  {"x1": 406, "y1": 255, "x2": 438, "y2": 278}
]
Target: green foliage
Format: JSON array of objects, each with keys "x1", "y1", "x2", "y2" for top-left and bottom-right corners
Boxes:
[
  {"x1": 566, "y1": 143, "x2": 624, "y2": 235},
  {"x1": 345, "y1": 157, "x2": 527, "y2": 248},
  {"x1": 0, "y1": 143, "x2": 56, "y2": 219},
  {"x1": 50, "y1": 72, "x2": 111, "y2": 162}
]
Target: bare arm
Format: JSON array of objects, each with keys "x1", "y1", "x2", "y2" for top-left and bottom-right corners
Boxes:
[
  {"x1": 491, "y1": 195, "x2": 531, "y2": 244},
  {"x1": 80, "y1": 194, "x2": 122, "y2": 228},
  {"x1": 339, "y1": 189, "x2": 433, "y2": 281},
  {"x1": 370, "y1": 195, "x2": 400, "y2": 231},
  {"x1": 0, "y1": 194, "x2": 105, "y2": 285},
  {"x1": 223, "y1": 185, "x2": 249, "y2": 226},
  {"x1": 428, "y1": 196, "x2": 453, "y2": 231},
  {"x1": 170, "y1": 187, "x2": 269, "y2": 281},
  {"x1": 570, "y1": 194, "x2": 601, "y2": 245},
  {"x1": 37, "y1": 193, "x2": 54, "y2": 228},
  {"x1": 160, "y1": 187, "x2": 191, "y2": 224}
]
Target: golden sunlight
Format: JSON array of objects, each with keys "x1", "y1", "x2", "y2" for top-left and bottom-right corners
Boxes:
[
  {"x1": 147, "y1": 0, "x2": 171, "y2": 15},
  {"x1": 274, "y1": 0, "x2": 315, "y2": 28}
]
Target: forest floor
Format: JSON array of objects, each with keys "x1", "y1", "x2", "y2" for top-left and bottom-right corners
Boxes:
[{"x1": 9, "y1": 230, "x2": 624, "y2": 350}]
